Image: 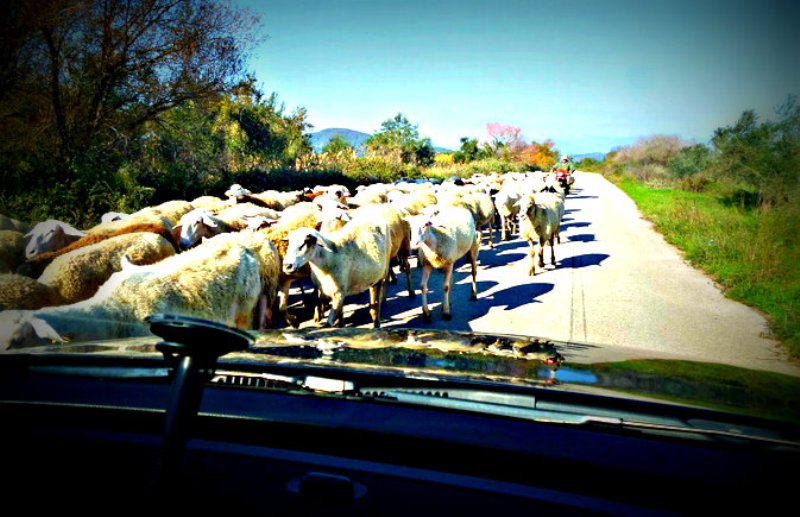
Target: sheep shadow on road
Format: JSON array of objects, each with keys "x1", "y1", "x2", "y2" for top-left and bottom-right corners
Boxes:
[
  {"x1": 391, "y1": 281, "x2": 555, "y2": 331},
  {"x1": 562, "y1": 253, "x2": 609, "y2": 269},
  {"x1": 561, "y1": 221, "x2": 592, "y2": 232},
  {"x1": 567, "y1": 233, "x2": 596, "y2": 243}
]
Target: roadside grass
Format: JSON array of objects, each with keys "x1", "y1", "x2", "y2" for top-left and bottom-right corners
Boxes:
[
  {"x1": 583, "y1": 359, "x2": 800, "y2": 422},
  {"x1": 613, "y1": 176, "x2": 800, "y2": 358}
]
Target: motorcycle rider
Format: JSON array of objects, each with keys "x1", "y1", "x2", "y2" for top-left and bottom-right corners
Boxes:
[{"x1": 551, "y1": 155, "x2": 575, "y2": 193}]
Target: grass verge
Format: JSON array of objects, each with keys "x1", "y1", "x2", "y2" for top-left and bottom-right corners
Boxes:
[{"x1": 612, "y1": 176, "x2": 800, "y2": 357}]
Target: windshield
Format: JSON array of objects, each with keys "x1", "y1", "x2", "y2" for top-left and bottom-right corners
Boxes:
[{"x1": 1, "y1": 0, "x2": 799, "y2": 426}]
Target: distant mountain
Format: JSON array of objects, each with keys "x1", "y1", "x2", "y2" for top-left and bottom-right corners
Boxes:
[
  {"x1": 434, "y1": 146, "x2": 454, "y2": 154},
  {"x1": 309, "y1": 128, "x2": 371, "y2": 155},
  {"x1": 572, "y1": 152, "x2": 606, "y2": 163}
]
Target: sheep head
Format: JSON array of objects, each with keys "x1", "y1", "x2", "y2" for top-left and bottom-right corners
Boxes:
[
  {"x1": 282, "y1": 228, "x2": 331, "y2": 274},
  {"x1": 24, "y1": 220, "x2": 86, "y2": 259}
]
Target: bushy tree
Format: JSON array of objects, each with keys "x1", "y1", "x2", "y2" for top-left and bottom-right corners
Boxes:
[
  {"x1": 453, "y1": 137, "x2": 487, "y2": 163},
  {"x1": 366, "y1": 113, "x2": 435, "y2": 166},
  {"x1": 711, "y1": 98, "x2": 800, "y2": 206}
]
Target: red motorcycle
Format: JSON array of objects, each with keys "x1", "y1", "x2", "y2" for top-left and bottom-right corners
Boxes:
[{"x1": 554, "y1": 168, "x2": 572, "y2": 195}]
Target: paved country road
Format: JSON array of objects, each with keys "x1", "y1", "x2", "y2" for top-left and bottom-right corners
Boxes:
[{"x1": 294, "y1": 171, "x2": 800, "y2": 377}]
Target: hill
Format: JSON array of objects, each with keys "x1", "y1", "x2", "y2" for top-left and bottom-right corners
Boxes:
[
  {"x1": 309, "y1": 128, "x2": 370, "y2": 155},
  {"x1": 573, "y1": 152, "x2": 606, "y2": 162}
]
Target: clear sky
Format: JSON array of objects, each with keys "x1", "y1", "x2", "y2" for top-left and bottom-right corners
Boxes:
[{"x1": 236, "y1": 0, "x2": 799, "y2": 154}]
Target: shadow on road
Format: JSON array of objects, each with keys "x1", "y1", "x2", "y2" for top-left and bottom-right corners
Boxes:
[
  {"x1": 563, "y1": 253, "x2": 609, "y2": 268},
  {"x1": 561, "y1": 221, "x2": 591, "y2": 231},
  {"x1": 567, "y1": 233, "x2": 596, "y2": 243},
  {"x1": 393, "y1": 281, "x2": 555, "y2": 331}
]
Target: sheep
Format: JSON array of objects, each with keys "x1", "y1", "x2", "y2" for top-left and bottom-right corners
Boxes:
[
  {"x1": 347, "y1": 184, "x2": 392, "y2": 207},
  {"x1": 191, "y1": 195, "x2": 231, "y2": 211},
  {"x1": 494, "y1": 185, "x2": 523, "y2": 241},
  {"x1": 0, "y1": 238, "x2": 261, "y2": 350},
  {"x1": 24, "y1": 220, "x2": 87, "y2": 259},
  {"x1": 173, "y1": 208, "x2": 234, "y2": 250},
  {"x1": 0, "y1": 214, "x2": 31, "y2": 233},
  {"x1": 20, "y1": 212, "x2": 177, "y2": 277},
  {"x1": 409, "y1": 206, "x2": 479, "y2": 322},
  {"x1": 516, "y1": 193, "x2": 565, "y2": 276},
  {"x1": 260, "y1": 202, "x2": 322, "y2": 328},
  {"x1": 365, "y1": 204, "x2": 413, "y2": 296},
  {"x1": 100, "y1": 212, "x2": 130, "y2": 224},
  {"x1": 437, "y1": 189, "x2": 495, "y2": 249},
  {"x1": 249, "y1": 190, "x2": 305, "y2": 211},
  {"x1": 37, "y1": 232, "x2": 176, "y2": 304},
  {"x1": 282, "y1": 206, "x2": 391, "y2": 328},
  {"x1": 130, "y1": 200, "x2": 194, "y2": 227},
  {"x1": 0, "y1": 230, "x2": 26, "y2": 273},
  {"x1": 389, "y1": 190, "x2": 437, "y2": 216},
  {"x1": 0, "y1": 274, "x2": 64, "y2": 311},
  {"x1": 200, "y1": 229, "x2": 281, "y2": 330}
]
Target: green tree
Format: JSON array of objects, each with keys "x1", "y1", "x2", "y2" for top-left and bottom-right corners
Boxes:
[
  {"x1": 365, "y1": 113, "x2": 435, "y2": 165},
  {"x1": 454, "y1": 137, "x2": 486, "y2": 163},
  {"x1": 323, "y1": 135, "x2": 355, "y2": 155},
  {"x1": 711, "y1": 98, "x2": 800, "y2": 206}
]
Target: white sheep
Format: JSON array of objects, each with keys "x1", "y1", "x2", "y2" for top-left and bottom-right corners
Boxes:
[
  {"x1": 21, "y1": 212, "x2": 176, "y2": 276},
  {"x1": 37, "y1": 232, "x2": 176, "y2": 304},
  {"x1": 0, "y1": 238, "x2": 261, "y2": 350},
  {"x1": 0, "y1": 273, "x2": 64, "y2": 311},
  {"x1": 249, "y1": 190, "x2": 305, "y2": 211},
  {"x1": 389, "y1": 190, "x2": 437, "y2": 216},
  {"x1": 409, "y1": 206, "x2": 479, "y2": 321},
  {"x1": 282, "y1": 206, "x2": 391, "y2": 328},
  {"x1": 437, "y1": 188, "x2": 495, "y2": 249},
  {"x1": 173, "y1": 209, "x2": 233, "y2": 250},
  {"x1": 130, "y1": 200, "x2": 194, "y2": 227},
  {"x1": 100, "y1": 212, "x2": 130, "y2": 224},
  {"x1": 260, "y1": 202, "x2": 322, "y2": 328},
  {"x1": 200, "y1": 229, "x2": 281, "y2": 330},
  {"x1": 24, "y1": 220, "x2": 87, "y2": 259},
  {"x1": 516, "y1": 192, "x2": 565, "y2": 275},
  {"x1": 494, "y1": 185, "x2": 523, "y2": 241},
  {"x1": 0, "y1": 230, "x2": 26, "y2": 273}
]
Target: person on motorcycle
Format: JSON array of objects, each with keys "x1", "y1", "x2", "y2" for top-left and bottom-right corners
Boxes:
[{"x1": 551, "y1": 155, "x2": 575, "y2": 194}]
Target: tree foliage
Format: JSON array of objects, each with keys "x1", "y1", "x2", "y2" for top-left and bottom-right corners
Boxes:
[
  {"x1": 711, "y1": 98, "x2": 800, "y2": 205},
  {"x1": 366, "y1": 113, "x2": 435, "y2": 166}
]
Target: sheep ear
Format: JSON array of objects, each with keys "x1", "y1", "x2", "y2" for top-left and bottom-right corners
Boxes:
[
  {"x1": 315, "y1": 236, "x2": 333, "y2": 252},
  {"x1": 30, "y1": 318, "x2": 65, "y2": 343},
  {"x1": 201, "y1": 214, "x2": 218, "y2": 228}
]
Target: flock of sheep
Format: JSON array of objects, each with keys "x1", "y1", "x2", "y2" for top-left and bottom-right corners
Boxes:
[{"x1": 0, "y1": 170, "x2": 572, "y2": 349}]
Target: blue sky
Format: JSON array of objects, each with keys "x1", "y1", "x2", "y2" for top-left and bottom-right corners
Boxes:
[{"x1": 236, "y1": 0, "x2": 799, "y2": 154}]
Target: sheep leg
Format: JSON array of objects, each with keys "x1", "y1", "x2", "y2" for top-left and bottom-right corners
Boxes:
[
  {"x1": 404, "y1": 255, "x2": 415, "y2": 298},
  {"x1": 538, "y1": 238, "x2": 546, "y2": 268},
  {"x1": 326, "y1": 292, "x2": 344, "y2": 328},
  {"x1": 549, "y1": 235, "x2": 556, "y2": 266},
  {"x1": 442, "y1": 264, "x2": 453, "y2": 320},
  {"x1": 528, "y1": 240, "x2": 537, "y2": 276},
  {"x1": 420, "y1": 263, "x2": 433, "y2": 322},
  {"x1": 500, "y1": 214, "x2": 507, "y2": 241},
  {"x1": 369, "y1": 281, "x2": 383, "y2": 329},
  {"x1": 278, "y1": 277, "x2": 299, "y2": 328},
  {"x1": 469, "y1": 240, "x2": 479, "y2": 301}
]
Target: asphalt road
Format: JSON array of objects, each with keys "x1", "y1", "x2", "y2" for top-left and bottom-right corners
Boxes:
[{"x1": 292, "y1": 172, "x2": 800, "y2": 377}]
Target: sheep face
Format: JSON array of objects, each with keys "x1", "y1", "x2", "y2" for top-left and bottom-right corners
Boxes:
[
  {"x1": 24, "y1": 220, "x2": 85, "y2": 259},
  {"x1": 283, "y1": 229, "x2": 329, "y2": 274},
  {"x1": 175, "y1": 210, "x2": 219, "y2": 250},
  {"x1": 0, "y1": 311, "x2": 63, "y2": 350}
]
